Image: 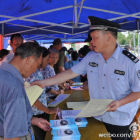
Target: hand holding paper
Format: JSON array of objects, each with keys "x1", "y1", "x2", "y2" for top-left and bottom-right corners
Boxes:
[
  {"x1": 107, "y1": 100, "x2": 121, "y2": 111},
  {"x1": 76, "y1": 99, "x2": 114, "y2": 117},
  {"x1": 24, "y1": 82, "x2": 43, "y2": 106}
]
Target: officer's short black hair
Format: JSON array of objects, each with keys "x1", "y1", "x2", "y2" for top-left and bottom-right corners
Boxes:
[
  {"x1": 0, "y1": 49, "x2": 9, "y2": 58},
  {"x1": 83, "y1": 45, "x2": 89, "y2": 49},
  {"x1": 84, "y1": 33, "x2": 92, "y2": 42},
  {"x1": 72, "y1": 51, "x2": 79, "y2": 61},
  {"x1": 53, "y1": 38, "x2": 62, "y2": 45},
  {"x1": 79, "y1": 47, "x2": 90, "y2": 58},
  {"x1": 15, "y1": 42, "x2": 42, "y2": 59},
  {"x1": 10, "y1": 34, "x2": 23, "y2": 43}
]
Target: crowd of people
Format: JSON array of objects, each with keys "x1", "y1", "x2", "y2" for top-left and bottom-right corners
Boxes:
[
  {"x1": 1, "y1": 16, "x2": 140, "y2": 140},
  {"x1": 0, "y1": 33, "x2": 92, "y2": 140}
]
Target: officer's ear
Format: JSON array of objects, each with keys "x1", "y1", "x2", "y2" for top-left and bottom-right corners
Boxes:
[{"x1": 106, "y1": 32, "x2": 111, "y2": 42}]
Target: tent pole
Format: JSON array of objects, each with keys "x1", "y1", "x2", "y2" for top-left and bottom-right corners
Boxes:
[
  {"x1": 0, "y1": 5, "x2": 73, "y2": 23},
  {"x1": 137, "y1": 19, "x2": 139, "y2": 56},
  {"x1": 75, "y1": 0, "x2": 84, "y2": 28},
  {"x1": 74, "y1": 0, "x2": 77, "y2": 27},
  {"x1": 5, "y1": 27, "x2": 71, "y2": 36},
  {"x1": 138, "y1": 32, "x2": 139, "y2": 56},
  {"x1": 133, "y1": 32, "x2": 136, "y2": 56}
]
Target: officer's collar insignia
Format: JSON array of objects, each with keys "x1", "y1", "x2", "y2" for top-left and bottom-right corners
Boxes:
[
  {"x1": 137, "y1": 70, "x2": 140, "y2": 80},
  {"x1": 122, "y1": 50, "x2": 139, "y2": 63},
  {"x1": 114, "y1": 69, "x2": 125, "y2": 75},
  {"x1": 89, "y1": 62, "x2": 98, "y2": 67}
]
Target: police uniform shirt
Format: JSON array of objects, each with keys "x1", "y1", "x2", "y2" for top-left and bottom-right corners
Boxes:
[{"x1": 71, "y1": 44, "x2": 140, "y2": 126}]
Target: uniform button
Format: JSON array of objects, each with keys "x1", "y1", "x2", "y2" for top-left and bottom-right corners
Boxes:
[
  {"x1": 105, "y1": 61, "x2": 107, "y2": 63},
  {"x1": 90, "y1": 71, "x2": 93, "y2": 73},
  {"x1": 104, "y1": 74, "x2": 106, "y2": 76},
  {"x1": 117, "y1": 78, "x2": 119, "y2": 80},
  {"x1": 103, "y1": 87, "x2": 105, "y2": 89}
]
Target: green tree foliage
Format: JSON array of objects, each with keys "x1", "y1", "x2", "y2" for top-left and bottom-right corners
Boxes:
[{"x1": 117, "y1": 32, "x2": 139, "y2": 47}]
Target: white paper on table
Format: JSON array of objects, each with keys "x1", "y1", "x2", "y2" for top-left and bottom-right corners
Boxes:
[
  {"x1": 67, "y1": 101, "x2": 88, "y2": 110},
  {"x1": 48, "y1": 94, "x2": 70, "y2": 107},
  {"x1": 76, "y1": 99, "x2": 114, "y2": 118}
]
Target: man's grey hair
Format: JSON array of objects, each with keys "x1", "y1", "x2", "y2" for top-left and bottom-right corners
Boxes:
[{"x1": 15, "y1": 42, "x2": 42, "y2": 59}]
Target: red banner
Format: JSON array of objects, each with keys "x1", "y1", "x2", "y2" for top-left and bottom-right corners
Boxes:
[{"x1": 0, "y1": 35, "x2": 3, "y2": 50}]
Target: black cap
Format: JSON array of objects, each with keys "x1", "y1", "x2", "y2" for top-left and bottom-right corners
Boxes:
[
  {"x1": 88, "y1": 16, "x2": 121, "y2": 33},
  {"x1": 84, "y1": 33, "x2": 92, "y2": 42}
]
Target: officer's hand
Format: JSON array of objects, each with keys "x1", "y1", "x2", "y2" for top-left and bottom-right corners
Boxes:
[
  {"x1": 107, "y1": 100, "x2": 121, "y2": 112},
  {"x1": 81, "y1": 81, "x2": 89, "y2": 90},
  {"x1": 31, "y1": 80, "x2": 44, "y2": 88}
]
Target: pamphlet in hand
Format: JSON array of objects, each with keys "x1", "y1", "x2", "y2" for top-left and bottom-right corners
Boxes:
[
  {"x1": 48, "y1": 94, "x2": 70, "y2": 107},
  {"x1": 24, "y1": 82, "x2": 43, "y2": 106}
]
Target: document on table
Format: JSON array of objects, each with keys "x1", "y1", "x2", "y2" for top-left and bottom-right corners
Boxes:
[
  {"x1": 24, "y1": 82, "x2": 43, "y2": 106},
  {"x1": 58, "y1": 110, "x2": 81, "y2": 119},
  {"x1": 48, "y1": 94, "x2": 71, "y2": 107},
  {"x1": 67, "y1": 101, "x2": 88, "y2": 110},
  {"x1": 71, "y1": 82, "x2": 83, "y2": 86},
  {"x1": 76, "y1": 99, "x2": 114, "y2": 117}
]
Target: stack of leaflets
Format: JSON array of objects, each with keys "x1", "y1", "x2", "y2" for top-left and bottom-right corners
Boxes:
[
  {"x1": 50, "y1": 118, "x2": 78, "y2": 133},
  {"x1": 57, "y1": 110, "x2": 88, "y2": 127},
  {"x1": 52, "y1": 128, "x2": 81, "y2": 140},
  {"x1": 50, "y1": 118, "x2": 81, "y2": 140},
  {"x1": 74, "y1": 118, "x2": 88, "y2": 127}
]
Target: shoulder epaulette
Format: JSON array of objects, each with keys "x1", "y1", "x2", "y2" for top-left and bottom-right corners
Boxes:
[{"x1": 122, "y1": 50, "x2": 139, "y2": 63}]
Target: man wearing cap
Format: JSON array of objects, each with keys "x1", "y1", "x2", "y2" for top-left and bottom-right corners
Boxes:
[{"x1": 32, "y1": 16, "x2": 140, "y2": 140}]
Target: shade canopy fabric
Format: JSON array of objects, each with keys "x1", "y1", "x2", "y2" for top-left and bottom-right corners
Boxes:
[{"x1": 0, "y1": 0, "x2": 140, "y2": 42}]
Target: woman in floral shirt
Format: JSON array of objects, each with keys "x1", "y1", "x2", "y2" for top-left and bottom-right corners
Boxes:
[{"x1": 41, "y1": 49, "x2": 64, "y2": 98}]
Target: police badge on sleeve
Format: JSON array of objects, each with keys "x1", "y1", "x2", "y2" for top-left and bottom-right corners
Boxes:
[{"x1": 137, "y1": 70, "x2": 140, "y2": 80}]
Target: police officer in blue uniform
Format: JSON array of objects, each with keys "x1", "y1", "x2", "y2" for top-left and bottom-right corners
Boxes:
[{"x1": 32, "y1": 16, "x2": 140, "y2": 140}]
